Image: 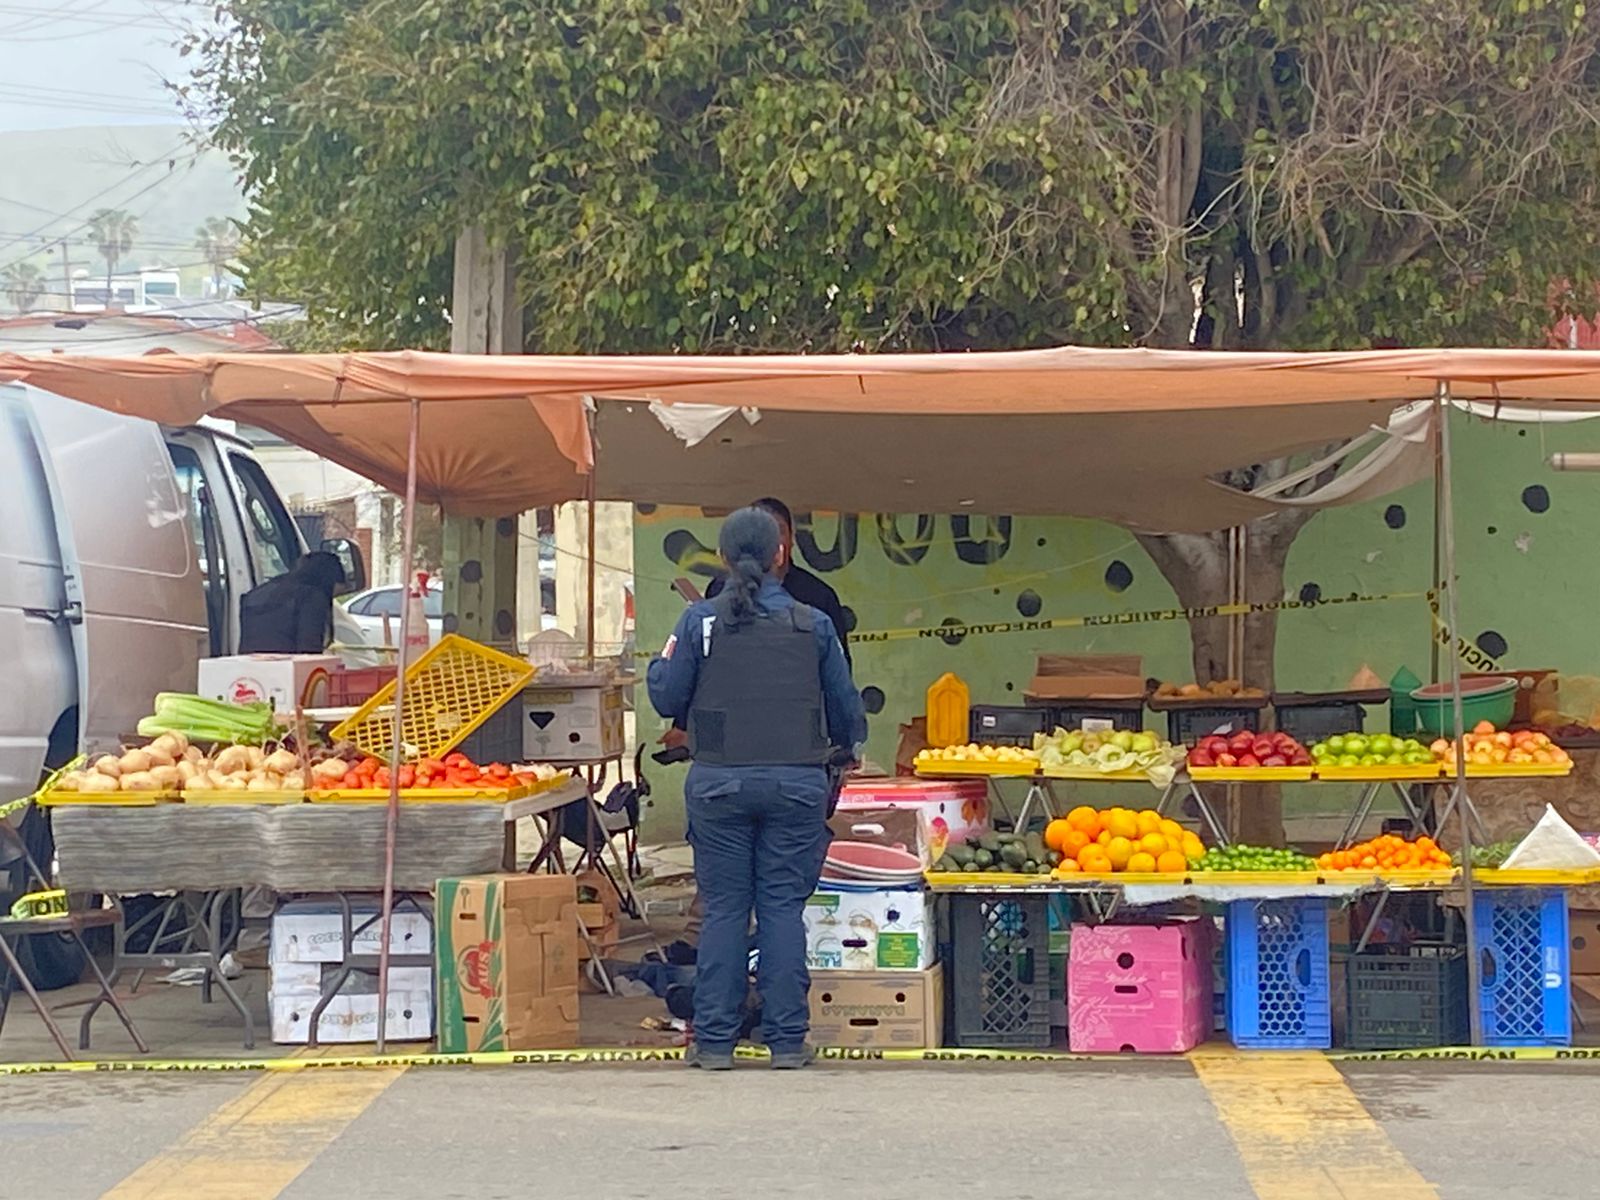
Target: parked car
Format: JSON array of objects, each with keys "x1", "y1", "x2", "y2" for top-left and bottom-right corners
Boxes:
[
  {"x1": 0, "y1": 381, "x2": 369, "y2": 989},
  {"x1": 341, "y1": 579, "x2": 444, "y2": 646}
]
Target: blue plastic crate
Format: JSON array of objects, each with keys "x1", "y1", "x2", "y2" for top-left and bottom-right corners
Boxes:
[
  {"x1": 1225, "y1": 898, "x2": 1331, "y2": 1049},
  {"x1": 1471, "y1": 888, "x2": 1571, "y2": 1047}
]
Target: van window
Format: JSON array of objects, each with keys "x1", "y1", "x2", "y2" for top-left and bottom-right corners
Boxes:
[
  {"x1": 169, "y1": 444, "x2": 228, "y2": 656},
  {"x1": 230, "y1": 453, "x2": 300, "y2": 583}
]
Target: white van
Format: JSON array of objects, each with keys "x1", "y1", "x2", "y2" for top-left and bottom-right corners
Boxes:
[{"x1": 0, "y1": 382, "x2": 369, "y2": 985}]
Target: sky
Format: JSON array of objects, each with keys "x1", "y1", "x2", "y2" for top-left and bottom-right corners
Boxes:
[{"x1": 0, "y1": 0, "x2": 199, "y2": 134}]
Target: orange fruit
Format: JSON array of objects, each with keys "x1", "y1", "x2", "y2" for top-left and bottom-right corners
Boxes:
[
  {"x1": 1097, "y1": 830, "x2": 1113, "y2": 846},
  {"x1": 1180, "y1": 832, "x2": 1205, "y2": 861},
  {"x1": 1158, "y1": 818, "x2": 1184, "y2": 841},
  {"x1": 1139, "y1": 832, "x2": 1168, "y2": 856},
  {"x1": 1054, "y1": 859, "x2": 1080, "y2": 875},
  {"x1": 1044, "y1": 819, "x2": 1072, "y2": 852},
  {"x1": 1127, "y1": 851, "x2": 1157, "y2": 874},
  {"x1": 1136, "y1": 810, "x2": 1162, "y2": 837},
  {"x1": 1077, "y1": 846, "x2": 1112, "y2": 875},
  {"x1": 1106, "y1": 809, "x2": 1139, "y2": 840},
  {"x1": 1105, "y1": 836, "x2": 1134, "y2": 870},
  {"x1": 1156, "y1": 850, "x2": 1188, "y2": 874},
  {"x1": 1067, "y1": 806, "x2": 1102, "y2": 838},
  {"x1": 1062, "y1": 830, "x2": 1091, "y2": 857}
]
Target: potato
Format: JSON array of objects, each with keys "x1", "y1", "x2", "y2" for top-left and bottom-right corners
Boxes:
[{"x1": 93, "y1": 754, "x2": 122, "y2": 779}]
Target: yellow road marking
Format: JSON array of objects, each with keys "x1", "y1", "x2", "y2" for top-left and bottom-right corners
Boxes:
[
  {"x1": 1192, "y1": 1049, "x2": 1440, "y2": 1199},
  {"x1": 101, "y1": 1049, "x2": 404, "y2": 1200}
]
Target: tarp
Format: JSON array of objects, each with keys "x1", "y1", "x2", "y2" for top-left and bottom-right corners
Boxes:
[{"x1": 5, "y1": 346, "x2": 1600, "y2": 530}]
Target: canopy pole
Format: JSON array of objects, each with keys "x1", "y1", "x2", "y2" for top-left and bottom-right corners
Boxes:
[
  {"x1": 1436, "y1": 380, "x2": 1484, "y2": 1045},
  {"x1": 1430, "y1": 403, "x2": 1445, "y2": 684},
  {"x1": 585, "y1": 407, "x2": 597, "y2": 661},
  {"x1": 376, "y1": 395, "x2": 421, "y2": 1054}
]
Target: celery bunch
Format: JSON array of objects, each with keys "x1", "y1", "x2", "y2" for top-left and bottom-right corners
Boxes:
[{"x1": 136, "y1": 693, "x2": 281, "y2": 745}]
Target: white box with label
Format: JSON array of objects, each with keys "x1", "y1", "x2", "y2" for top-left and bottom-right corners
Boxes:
[
  {"x1": 269, "y1": 961, "x2": 434, "y2": 997},
  {"x1": 268, "y1": 989, "x2": 433, "y2": 1044},
  {"x1": 269, "y1": 901, "x2": 433, "y2": 965},
  {"x1": 802, "y1": 887, "x2": 934, "y2": 971},
  {"x1": 197, "y1": 654, "x2": 340, "y2": 712},
  {"x1": 522, "y1": 683, "x2": 626, "y2": 762}
]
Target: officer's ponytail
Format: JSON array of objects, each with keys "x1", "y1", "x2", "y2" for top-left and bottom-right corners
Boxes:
[{"x1": 717, "y1": 506, "x2": 781, "y2": 628}]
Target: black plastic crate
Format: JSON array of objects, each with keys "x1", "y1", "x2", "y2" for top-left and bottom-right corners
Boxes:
[
  {"x1": 454, "y1": 694, "x2": 523, "y2": 765},
  {"x1": 1275, "y1": 702, "x2": 1367, "y2": 745},
  {"x1": 969, "y1": 705, "x2": 1050, "y2": 747},
  {"x1": 1046, "y1": 699, "x2": 1146, "y2": 733},
  {"x1": 949, "y1": 894, "x2": 1053, "y2": 1048},
  {"x1": 1162, "y1": 706, "x2": 1263, "y2": 747},
  {"x1": 1346, "y1": 944, "x2": 1468, "y2": 1049}
]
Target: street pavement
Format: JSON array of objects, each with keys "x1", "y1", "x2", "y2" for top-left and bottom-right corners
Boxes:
[{"x1": 6, "y1": 1055, "x2": 1599, "y2": 1199}]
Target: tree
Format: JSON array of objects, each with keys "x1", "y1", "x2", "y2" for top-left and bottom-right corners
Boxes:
[
  {"x1": 192, "y1": 1, "x2": 1600, "y2": 838},
  {"x1": 194, "y1": 216, "x2": 241, "y2": 297},
  {"x1": 2, "y1": 261, "x2": 45, "y2": 313},
  {"x1": 86, "y1": 208, "x2": 138, "y2": 309}
]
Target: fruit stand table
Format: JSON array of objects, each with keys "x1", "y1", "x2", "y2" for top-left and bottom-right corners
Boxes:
[{"x1": 48, "y1": 779, "x2": 588, "y2": 1049}]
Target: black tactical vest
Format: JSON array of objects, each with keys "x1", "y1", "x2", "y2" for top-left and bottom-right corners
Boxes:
[{"x1": 688, "y1": 592, "x2": 831, "y2": 766}]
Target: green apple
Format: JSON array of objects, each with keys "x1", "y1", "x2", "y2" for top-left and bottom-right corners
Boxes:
[
  {"x1": 1338, "y1": 754, "x2": 1361, "y2": 767},
  {"x1": 1326, "y1": 735, "x2": 1348, "y2": 754},
  {"x1": 1311, "y1": 743, "x2": 1332, "y2": 760},
  {"x1": 1345, "y1": 735, "x2": 1370, "y2": 757},
  {"x1": 1370, "y1": 734, "x2": 1395, "y2": 757},
  {"x1": 1111, "y1": 730, "x2": 1135, "y2": 751},
  {"x1": 1131, "y1": 732, "x2": 1157, "y2": 753},
  {"x1": 1359, "y1": 753, "x2": 1382, "y2": 766}
]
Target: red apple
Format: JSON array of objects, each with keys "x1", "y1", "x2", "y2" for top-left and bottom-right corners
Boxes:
[
  {"x1": 1262, "y1": 754, "x2": 1288, "y2": 768},
  {"x1": 1251, "y1": 739, "x2": 1275, "y2": 760},
  {"x1": 1290, "y1": 750, "x2": 1312, "y2": 766},
  {"x1": 1229, "y1": 733, "x2": 1255, "y2": 754},
  {"x1": 1189, "y1": 748, "x2": 1215, "y2": 767},
  {"x1": 1237, "y1": 753, "x2": 1262, "y2": 768},
  {"x1": 1202, "y1": 736, "x2": 1230, "y2": 755},
  {"x1": 1216, "y1": 752, "x2": 1238, "y2": 768}
]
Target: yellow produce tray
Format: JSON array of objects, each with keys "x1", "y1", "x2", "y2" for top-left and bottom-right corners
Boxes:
[
  {"x1": 1189, "y1": 767, "x2": 1315, "y2": 783},
  {"x1": 329, "y1": 634, "x2": 536, "y2": 762},
  {"x1": 1313, "y1": 764, "x2": 1445, "y2": 782},
  {"x1": 38, "y1": 790, "x2": 180, "y2": 808},
  {"x1": 927, "y1": 868, "x2": 1462, "y2": 890},
  {"x1": 1040, "y1": 766, "x2": 1164, "y2": 782},
  {"x1": 914, "y1": 760, "x2": 1039, "y2": 778},
  {"x1": 1464, "y1": 762, "x2": 1574, "y2": 778},
  {"x1": 180, "y1": 789, "x2": 306, "y2": 806},
  {"x1": 927, "y1": 871, "x2": 1059, "y2": 887},
  {"x1": 1472, "y1": 867, "x2": 1600, "y2": 887},
  {"x1": 307, "y1": 782, "x2": 535, "y2": 805},
  {"x1": 1317, "y1": 868, "x2": 1458, "y2": 887}
]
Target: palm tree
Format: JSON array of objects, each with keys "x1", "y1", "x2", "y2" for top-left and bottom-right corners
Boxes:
[
  {"x1": 194, "y1": 216, "x2": 240, "y2": 298},
  {"x1": 2, "y1": 261, "x2": 45, "y2": 313},
  {"x1": 86, "y1": 208, "x2": 138, "y2": 309}
]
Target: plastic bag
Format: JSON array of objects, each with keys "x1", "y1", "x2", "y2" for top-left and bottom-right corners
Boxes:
[{"x1": 1501, "y1": 804, "x2": 1600, "y2": 871}]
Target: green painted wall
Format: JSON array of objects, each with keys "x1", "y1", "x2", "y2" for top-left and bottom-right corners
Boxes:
[{"x1": 634, "y1": 411, "x2": 1600, "y2": 836}]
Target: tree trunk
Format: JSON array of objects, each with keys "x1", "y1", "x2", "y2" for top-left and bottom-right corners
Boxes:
[{"x1": 1136, "y1": 509, "x2": 1317, "y2": 847}]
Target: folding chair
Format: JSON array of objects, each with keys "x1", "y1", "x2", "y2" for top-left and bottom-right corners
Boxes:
[{"x1": 0, "y1": 799, "x2": 147, "y2": 1061}]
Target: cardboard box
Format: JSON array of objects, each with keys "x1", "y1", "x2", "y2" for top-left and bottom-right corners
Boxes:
[
  {"x1": 828, "y1": 806, "x2": 932, "y2": 868},
  {"x1": 436, "y1": 874, "x2": 580, "y2": 1053},
  {"x1": 575, "y1": 869, "x2": 620, "y2": 962},
  {"x1": 803, "y1": 887, "x2": 934, "y2": 971},
  {"x1": 523, "y1": 684, "x2": 626, "y2": 762},
  {"x1": 270, "y1": 901, "x2": 432, "y2": 965},
  {"x1": 197, "y1": 653, "x2": 340, "y2": 712},
  {"x1": 1026, "y1": 653, "x2": 1145, "y2": 701},
  {"x1": 269, "y1": 990, "x2": 433, "y2": 1045},
  {"x1": 835, "y1": 778, "x2": 992, "y2": 862},
  {"x1": 808, "y1": 965, "x2": 943, "y2": 1049},
  {"x1": 1572, "y1": 909, "x2": 1600, "y2": 976},
  {"x1": 269, "y1": 961, "x2": 433, "y2": 997},
  {"x1": 1068, "y1": 921, "x2": 1211, "y2": 1053}
]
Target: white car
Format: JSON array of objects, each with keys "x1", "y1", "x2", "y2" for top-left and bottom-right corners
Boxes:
[{"x1": 342, "y1": 580, "x2": 444, "y2": 646}]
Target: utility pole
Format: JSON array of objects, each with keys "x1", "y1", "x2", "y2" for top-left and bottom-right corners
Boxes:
[
  {"x1": 441, "y1": 226, "x2": 522, "y2": 648},
  {"x1": 58, "y1": 236, "x2": 74, "y2": 312}
]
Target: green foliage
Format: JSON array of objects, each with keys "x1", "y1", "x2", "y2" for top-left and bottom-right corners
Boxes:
[{"x1": 194, "y1": 0, "x2": 1600, "y2": 352}]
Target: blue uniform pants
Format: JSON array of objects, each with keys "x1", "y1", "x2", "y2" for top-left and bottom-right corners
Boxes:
[{"x1": 685, "y1": 764, "x2": 830, "y2": 1053}]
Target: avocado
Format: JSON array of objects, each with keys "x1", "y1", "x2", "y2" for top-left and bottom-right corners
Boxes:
[
  {"x1": 949, "y1": 844, "x2": 976, "y2": 866},
  {"x1": 1022, "y1": 859, "x2": 1038, "y2": 874},
  {"x1": 973, "y1": 848, "x2": 994, "y2": 868},
  {"x1": 978, "y1": 832, "x2": 1002, "y2": 853},
  {"x1": 1025, "y1": 832, "x2": 1048, "y2": 862},
  {"x1": 1000, "y1": 842, "x2": 1028, "y2": 868}
]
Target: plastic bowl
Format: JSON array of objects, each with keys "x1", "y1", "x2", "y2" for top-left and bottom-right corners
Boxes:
[{"x1": 1410, "y1": 676, "x2": 1517, "y2": 737}]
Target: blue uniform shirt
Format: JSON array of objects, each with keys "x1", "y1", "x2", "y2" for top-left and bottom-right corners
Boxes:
[{"x1": 647, "y1": 576, "x2": 867, "y2": 755}]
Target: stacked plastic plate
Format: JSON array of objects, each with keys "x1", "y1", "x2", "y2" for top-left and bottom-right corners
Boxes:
[{"x1": 820, "y1": 840, "x2": 925, "y2": 887}]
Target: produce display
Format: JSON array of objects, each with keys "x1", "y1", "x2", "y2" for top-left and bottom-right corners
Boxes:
[
  {"x1": 914, "y1": 744, "x2": 1039, "y2": 769},
  {"x1": 1034, "y1": 727, "x2": 1185, "y2": 782},
  {"x1": 1193, "y1": 844, "x2": 1319, "y2": 872},
  {"x1": 1316, "y1": 834, "x2": 1453, "y2": 872},
  {"x1": 1153, "y1": 679, "x2": 1265, "y2": 700},
  {"x1": 930, "y1": 830, "x2": 1059, "y2": 876},
  {"x1": 1430, "y1": 723, "x2": 1572, "y2": 768},
  {"x1": 1047, "y1": 806, "x2": 1205, "y2": 877},
  {"x1": 311, "y1": 750, "x2": 539, "y2": 792},
  {"x1": 52, "y1": 732, "x2": 308, "y2": 795},
  {"x1": 1310, "y1": 732, "x2": 1434, "y2": 768},
  {"x1": 1187, "y1": 730, "x2": 1311, "y2": 769}
]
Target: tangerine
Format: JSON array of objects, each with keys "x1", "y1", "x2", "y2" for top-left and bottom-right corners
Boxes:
[
  {"x1": 1106, "y1": 809, "x2": 1140, "y2": 840},
  {"x1": 1139, "y1": 832, "x2": 1168, "y2": 856},
  {"x1": 1062, "y1": 830, "x2": 1091, "y2": 857},
  {"x1": 1136, "y1": 810, "x2": 1162, "y2": 837},
  {"x1": 1180, "y1": 832, "x2": 1206, "y2": 861},
  {"x1": 1044, "y1": 819, "x2": 1072, "y2": 852},
  {"x1": 1077, "y1": 846, "x2": 1113, "y2": 875},
  {"x1": 1054, "y1": 860, "x2": 1081, "y2": 875},
  {"x1": 1097, "y1": 830, "x2": 1113, "y2": 846},
  {"x1": 1158, "y1": 818, "x2": 1185, "y2": 841},
  {"x1": 1105, "y1": 836, "x2": 1134, "y2": 870},
  {"x1": 1156, "y1": 850, "x2": 1188, "y2": 874},
  {"x1": 1067, "y1": 806, "x2": 1102, "y2": 837},
  {"x1": 1127, "y1": 851, "x2": 1157, "y2": 874}
]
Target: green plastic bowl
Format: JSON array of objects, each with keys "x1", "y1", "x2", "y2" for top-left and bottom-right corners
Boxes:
[{"x1": 1409, "y1": 677, "x2": 1517, "y2": 738}]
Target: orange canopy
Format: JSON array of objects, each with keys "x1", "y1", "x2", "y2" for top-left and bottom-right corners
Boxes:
[{"x1": 4, "y1": 346, "x2": 1599, "y2": 530}]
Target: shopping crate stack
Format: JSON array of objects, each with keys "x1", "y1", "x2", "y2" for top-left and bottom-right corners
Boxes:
[
  {"x1": 948, "y1": 893, "x2": 1053, "y2": 1048},
  {"x1": 1225, "y1": 898, "x2": 1332, "y2": 1050},
  {"x1": 1472, "y1": 888, "x2": 1571, "y2": 1047}
]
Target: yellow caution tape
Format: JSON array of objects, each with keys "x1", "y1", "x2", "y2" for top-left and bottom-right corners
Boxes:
[
  {"x1": 8, "y1": 889, "x2": 67, "y2": 921},
  {"x1": 3, "y1": 1042, "x2": 1598, "y2": 1076}
]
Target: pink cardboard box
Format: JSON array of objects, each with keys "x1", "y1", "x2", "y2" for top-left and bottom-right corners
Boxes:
[
  {"x1": 836, "y1": 778, "x2": 990, "y2": 863},
  {"x1": 1068, "y1": 921, "x2": 1212, "y2": 1053}
]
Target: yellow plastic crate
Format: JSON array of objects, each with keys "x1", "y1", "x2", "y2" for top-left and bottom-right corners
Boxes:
[{"x1": 329, "y1": 634, "x2": 536, "y2": 761}]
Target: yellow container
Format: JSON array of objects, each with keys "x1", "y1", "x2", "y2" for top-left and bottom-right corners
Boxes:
[{"x1": 925, "y1": 673, "x2": 970, "y2": 748}]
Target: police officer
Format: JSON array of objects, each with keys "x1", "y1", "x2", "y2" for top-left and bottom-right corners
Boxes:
[{"x1": 648, "y1": 506, "x2": 865, "y2": 1071}]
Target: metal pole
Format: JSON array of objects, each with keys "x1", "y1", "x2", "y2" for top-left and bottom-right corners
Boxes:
[
  {"x1": 376, "y1": 396, "x2": 421, "y2": 1053},
  {"x1": 585, "y1": 408, "x2": 597, "y2": 662},
  {"x1": 1436, "y1": 381, "x2": 1483, "y2": 1045},
  {"x1": 1430, "y1": 403, "x2": 1444, "y2": 685}
]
